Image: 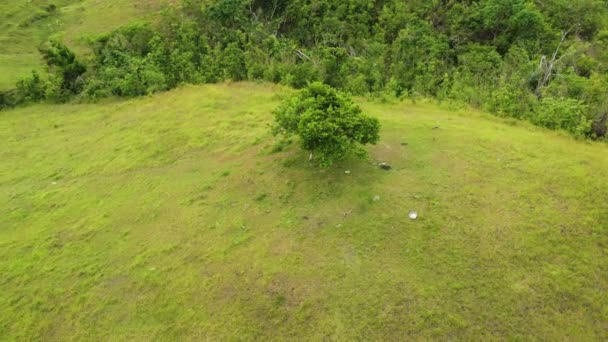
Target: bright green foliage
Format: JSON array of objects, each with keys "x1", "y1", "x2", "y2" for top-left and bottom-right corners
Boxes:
[
  {"x1": 16, "y1": 71, "x2": 46, "y2": 102},
  {"x1": 533, "y1": 97, "x2": 592, "y2": 136},
  {"x1": 487, "y1": 46, "x2": 538, "y2": 118},
  {"x1": 85, "y1": 24, "x2": 167, "y2": 97},
  {"x1": 273, "y1": 83, "x2": 380, "y2": 166}
]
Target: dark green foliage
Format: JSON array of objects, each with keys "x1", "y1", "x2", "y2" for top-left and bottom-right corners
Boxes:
[
  {"x1": 536, "y1": 0, "x2": 607, "y2": 39},
  {"x1": 592, "y1": 112, "x2": 608, "y2": 138},
  {"x1": 0, "y1": 90, "x2": 20, "y2": 109},
  {"x1": 86, "y1": 24, "x2": 167, "y2": 97},
  {"x1": 451, "y1": 44, "x2": 504, "y2": 107},
  {"x1": 39, "y1": 41, "x2": 86, "y2": 98},
  {"x1": 273, "y1": 83, "x2": 380, "y2": 166},
  {"x1": 7, "y1": 0, "x2": 608, "y2": 140},
  {"x1": 387, "y1": 18, "x2": 450, "y2": 96},
  {"x1": 222, "y1": 43, "x2": 247, "y2": 80}
]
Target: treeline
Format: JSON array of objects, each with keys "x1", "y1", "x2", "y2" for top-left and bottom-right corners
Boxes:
[{"x1": 2, "y1": 0, "x2": 608, "y2": 138}]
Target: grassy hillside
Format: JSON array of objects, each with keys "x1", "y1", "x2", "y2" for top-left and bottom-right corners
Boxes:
[
  {"x1": 1, "y1": 83, "x2": 607, "y2": 340},
  {"x1": 0, "y1": 0, "x2": 165, "y2": 90}
]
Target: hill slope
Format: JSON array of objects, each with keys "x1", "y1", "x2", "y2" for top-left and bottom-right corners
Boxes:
[
  {"x1": 1, "y1": 83, "x2": 607, "y2": 340},
  {"x1": 0, "y1": 0, "x2": 166, "y2": 90}
]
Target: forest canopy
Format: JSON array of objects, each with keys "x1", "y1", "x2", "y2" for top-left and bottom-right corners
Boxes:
[{"x1": 3, "y1": 0, "x2": 608, "y2": 139}]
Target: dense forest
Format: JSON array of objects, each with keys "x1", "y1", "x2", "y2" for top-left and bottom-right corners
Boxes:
[{"x1": 3, "y1": 0, "x2": 608, "y2": 138}]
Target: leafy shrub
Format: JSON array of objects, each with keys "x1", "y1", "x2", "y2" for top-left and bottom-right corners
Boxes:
[
  {"x1": 285, "y1": 63, "x2": 320, "y2": 88},
  {"x1": 533, "y1": 97, "x2": 592, "y2": 137},
  {"x1": 346, "y1": 74, "x2": 369, "y2": 95},
  {"x1": 222, "y1": 43, "x2": 247, "y2": 81},
  {"x1": 319, "y1": 47, "x2": 349, "y2": 89},
  {"x1": 39, "y1": 41, "x2": 86, "y2": 99},
  {"x1": 450, "y1": 44, "x2": 503, "y2": 107},
  {"x1": 272, "y1": 82, "x2": 380, "y2": 166},
  {"x1": 16, "y1": 71, "x2": 47, "y2": 102},
  {"x1": 488, "y1": 86, "x2": 536, "y2": 119},
  {"x1": 0, "y1": 90, "x2": 20, "y2": 109},
  {"x1": 388, "y1": 21, "x2": 450, "y2": 96}
]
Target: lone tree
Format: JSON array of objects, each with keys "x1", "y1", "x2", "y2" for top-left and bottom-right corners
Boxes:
[{"x1": 272, "y1": 82, "x2": 380, "y2": 166}]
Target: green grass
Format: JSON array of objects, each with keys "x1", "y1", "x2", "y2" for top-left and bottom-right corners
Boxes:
[
  {"x1": 0, "y1": 0, "x2": 166, "y2": 90},
  {"x1": 1, "y1": 83, "x2": 607, "y2": 340},
  {"x1": 0, "y1": 0, "x2": 59, "y2": 90}
]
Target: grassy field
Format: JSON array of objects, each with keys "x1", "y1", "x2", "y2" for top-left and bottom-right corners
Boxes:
[
  {"x1": 0, "y1": 0, "x2": 165, "y2": 90},
  {"x1": 1, "y1": 83, "x2": 607, "y2": 340}
]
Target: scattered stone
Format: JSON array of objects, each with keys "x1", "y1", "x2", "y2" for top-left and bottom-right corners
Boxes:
[
  {"x1": 373, "y1": 195, "x2": 381, "y2": 202},
  {"x1": 401, "y1": 142, "x2": 409, "y2": 146},
  {"x1": 379, "y1": 163, "x2": 392, "y2": 171},
  {"x1": 345, "y1": 170, "x2": 351, "y2": 174},
  {"x1": 408, "y1": 211, "x2": 418, "y2": 220},
  {"x1": 52, "y1": 182, "x2": 57, "y2": 185},
  {"x1": 302, "y1": 216, "x2": 309, "y2": 220}
]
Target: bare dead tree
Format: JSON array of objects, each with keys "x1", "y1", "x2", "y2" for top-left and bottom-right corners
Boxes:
[
  {"x1": 535, "y1": 28, "x2": 572, "y2": 98},
  {"x1": 592, "y1": 112, "x2": 608, "y2": 138},
  {"x1": 248, "y1": 2, "x2": 258, "y2": 22},
  {"x1": 270, "y1": 0, "x2": 279, "y2": 20},
  {"x1": 295, "y1": 49, "x2": 316, "y2": 65},
  {"x1": 250, "y1": 0, "x2": 279, "y2": 21}
]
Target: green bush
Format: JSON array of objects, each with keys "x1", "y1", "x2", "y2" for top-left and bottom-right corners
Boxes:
[
  {"x1": 16, "y1": 71, "x2": 47, "y2": 102},
  {"x1": 533, "y1": 97, "x2": 592, "y2": 137},
  {"x1": 39, "y1": 41, "x2": 86, "y2": 98},
  {"x1": 272, "y1": 82, "x2": 380, "y2": 166},
  {"x1": 0, "y1": 90, "x2": 20, "y2": 109},
  {"x1": 488, "y1": 86, "x2": 536, "y2": 119},
  {"x1": 450, "y1": 44, "x2": 503, "y2": 107},
  {"x1": 222, "y1": 43, "x2": 247, "y2": 81},
  {"x1": 388, "y1": 20, "x2": 450, "y2": 96}
]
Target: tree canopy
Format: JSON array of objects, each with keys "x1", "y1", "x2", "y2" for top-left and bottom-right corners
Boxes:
[
  {"x1": 4, "y1": 0, "x2": 608, "y2": 139},
  {"x1": 273, "y1": 82, "x2": 380, "y2": 166}
]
